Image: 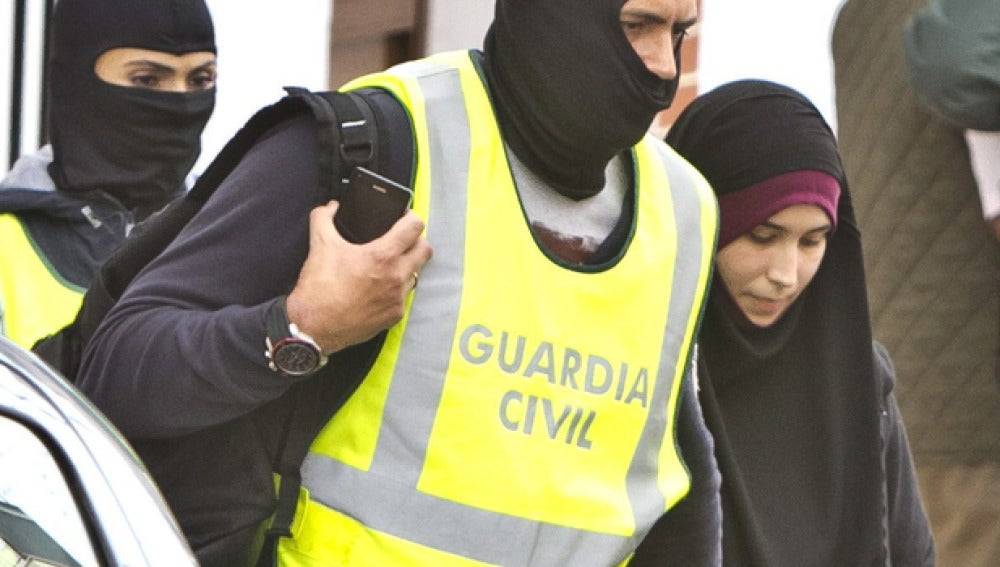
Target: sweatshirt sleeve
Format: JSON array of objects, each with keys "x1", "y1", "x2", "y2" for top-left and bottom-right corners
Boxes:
[
  {"x1": 77, "y1": 114, "x2": 329, "y2": 439},
  {"x1": 629, "y1": 362, "x2": 723, "y2": 566},
  {"x1": 874, "y1": 342, "x2": 936, "y2": 567},
  {"x1": 965, "y1": 129, "x2": 1000, "y2": 221},
  {"x1": 903, "y1": 0, "x2": 1000, "y2": 131}
]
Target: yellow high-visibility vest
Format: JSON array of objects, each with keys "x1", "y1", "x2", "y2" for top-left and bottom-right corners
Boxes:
[
  {"x1": 278, "y1": 50, "x2": 718, "y2": 567},
  {"x1": 0, "y1": 212, "x2": 84, "y2": 349}
]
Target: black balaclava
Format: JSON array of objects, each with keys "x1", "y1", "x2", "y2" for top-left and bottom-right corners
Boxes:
[
  {"x1": 47, "y1": 0, "x2": 216, "y2": 219},
  {"x1": 483, "y1": 0, "x2": 681, "y2": 200},
  {"x1": 667, "y1": 80, "x2": 885, "y2": 566}
]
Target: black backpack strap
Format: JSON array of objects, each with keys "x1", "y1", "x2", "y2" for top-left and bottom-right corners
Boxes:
[
  {"x1": 254, "y1": 339, "x2": 388, "y2": 567},
  {"x1": 255, "y1": 89, "x2": 413, "y2": 567},
  {"x1": 253, "y1": 388, "x2": 308, "y2": 565},
  {"x1": 189, "y1": 95, "x2": 316, "y2": 203},
  {"x1": 282, "y1": 87, "x2": 380, "y2": 201}
]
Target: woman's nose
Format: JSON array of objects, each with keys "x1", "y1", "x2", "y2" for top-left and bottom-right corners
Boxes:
[{"x1": 766, "y1": 246, "x2": 798, "y2": 289}]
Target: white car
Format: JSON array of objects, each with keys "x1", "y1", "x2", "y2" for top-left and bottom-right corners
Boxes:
[{"x1": 0, "y1": 336, "x2": 196, "y2": 566}]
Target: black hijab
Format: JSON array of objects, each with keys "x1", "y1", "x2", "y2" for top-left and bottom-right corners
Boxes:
[
  {"x1": 483, "y1": 0, "x2": 681, "y2": 200},
  {"x1": 47, "y1": 0, "x2": 216, "y2": 220},
  {"x1": 667, "y1": 80, "x2": 886, "y2": 566}
]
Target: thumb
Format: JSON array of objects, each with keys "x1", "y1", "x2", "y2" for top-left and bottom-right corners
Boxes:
[{"x1": 311, "y1": 200, "x2": 345, "y2": 244}]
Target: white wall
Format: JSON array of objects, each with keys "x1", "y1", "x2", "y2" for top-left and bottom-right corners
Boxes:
[
  {"x1": 697, "y1": 0, "x2": 847, "y2": 131},
  {"x1": 197, "y1": 0, "x2": 331, "y2": 173},
  {"x1": 203, "y1": 0, "x2": 495, "y2": 171},
  {"x1": 1, "y1": 0, "x2": 48, "y2": 171},
  {"x1": 0, "y1": 3, "x2": 14, "y2": 169},
  {"x1": 424, "y1": 0, "x2": 493, "y2": 53}
]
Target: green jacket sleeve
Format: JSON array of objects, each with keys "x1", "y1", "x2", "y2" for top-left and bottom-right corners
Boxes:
[{"x1": 903, "y1": 0, "x2": 1000, "y2": 130}]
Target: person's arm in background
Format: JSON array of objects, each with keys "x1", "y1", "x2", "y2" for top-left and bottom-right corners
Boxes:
[
  {"x1": 964, "y1": 130, "x2": 1000, "y2": 241},
  {"x1": 76, "y1": 113, "x2": 430, "y2": 440},
  {"x1": 874, "y1": 342, "x2": 936, "y2": 567},
  {"x1": 630, "y1": 352, "x2": 723, "y2": 566},
  {"x1": 904, "y1": 0, "x2": 1000, "y2": 132},
  {"x1": 904, "y1": 0, "x2": 1000, "y2": 241}
]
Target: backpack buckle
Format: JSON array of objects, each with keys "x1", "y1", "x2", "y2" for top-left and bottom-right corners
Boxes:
[{"x1": 339, "y1": 119, "x2": 374, "y2": 165}]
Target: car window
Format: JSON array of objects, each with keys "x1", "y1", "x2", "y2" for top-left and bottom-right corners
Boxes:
[{"x1": 0, "y1": 418, "x2": 98, "y2": 567}]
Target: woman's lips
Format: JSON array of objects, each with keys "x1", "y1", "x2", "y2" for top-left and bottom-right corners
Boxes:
[{"x1": 746, "y1": 294, "x2": 787, "y2": 315}]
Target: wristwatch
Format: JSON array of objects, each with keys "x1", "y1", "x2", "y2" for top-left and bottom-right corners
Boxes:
[{"x1": 265, "y1": 296, "x2": 328, "y2": 376}]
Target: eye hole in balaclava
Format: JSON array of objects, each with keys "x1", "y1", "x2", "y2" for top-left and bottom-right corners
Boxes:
[
  {"x1": 47, "y1": 0, "x2": 216, "y2": 219},
  {"x1": 483, "y1": 0, "x2": 683, "y2": 200}
]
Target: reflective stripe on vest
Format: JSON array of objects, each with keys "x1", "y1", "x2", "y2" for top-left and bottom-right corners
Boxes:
[
  {"x1": 281, "y1": 51, "x2": 717, "y2": 567},
  {"x1": 0, "y1": 213, "x2": 84, "y2": 348}
]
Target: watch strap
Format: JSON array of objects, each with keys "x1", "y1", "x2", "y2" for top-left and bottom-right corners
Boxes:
[
  {"x1": 266, "y1": 295, "x2": 292, "y2": 345},
  {"x1": 265, "y1": 296, "x2": 327, "y2": 376}
]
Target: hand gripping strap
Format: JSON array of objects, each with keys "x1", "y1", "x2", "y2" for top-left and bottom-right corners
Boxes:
[{"x1": 255, "y1": 88, "x2": 392, "y2": 567}]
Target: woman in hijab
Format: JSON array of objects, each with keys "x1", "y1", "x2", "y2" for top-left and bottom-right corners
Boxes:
[{"x1": 663, "y1": 79, "x2": 935, "y2": 566}]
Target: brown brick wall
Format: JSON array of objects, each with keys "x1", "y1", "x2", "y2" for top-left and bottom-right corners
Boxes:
[{"x1": 657, "y1": 24, "x2": 700, "y2": 128}]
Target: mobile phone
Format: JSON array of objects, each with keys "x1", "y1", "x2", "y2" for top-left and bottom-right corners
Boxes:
[{"x1": 333, "y1": 166, "x2": 414, "y2": 244}]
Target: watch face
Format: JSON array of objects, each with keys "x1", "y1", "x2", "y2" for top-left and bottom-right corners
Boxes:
[{"x1": 273, "y1": 339, "x2": 322, "y2": 376}]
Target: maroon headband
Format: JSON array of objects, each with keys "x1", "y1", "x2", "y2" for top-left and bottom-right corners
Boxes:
[{"x1": 717, "y1": 169, "x2": 841, "y2": 249}]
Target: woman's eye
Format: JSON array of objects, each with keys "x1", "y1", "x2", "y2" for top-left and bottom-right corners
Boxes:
[
  {"x1": 747, "y1": 231, "x2": 775, "y2": 244},
  {"x1": 801, "y1": 230, "x2": 833, "y2": 248}
]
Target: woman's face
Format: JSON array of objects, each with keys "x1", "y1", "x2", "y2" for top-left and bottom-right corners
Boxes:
[
  {"x1": 94, "y1": 47, "x2": 216, "y2": 93},
  {"x1": 716, "y1": 204, "x2": 833, "y2": 327}
]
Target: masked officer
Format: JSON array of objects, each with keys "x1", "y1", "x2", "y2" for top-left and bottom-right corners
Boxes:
[{"x1": 0, "y1": 0, "x2": 216, "y2": 349}]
